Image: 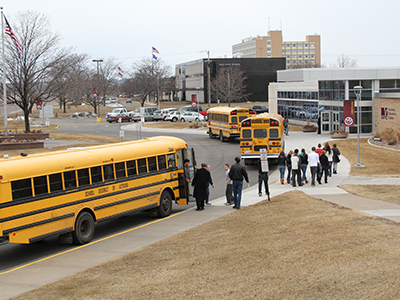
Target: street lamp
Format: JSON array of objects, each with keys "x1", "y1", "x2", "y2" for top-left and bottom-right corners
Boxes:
[
  {"x1": 353, "y1": 86, "x2": 365, "y2": 169},
  {"x1": 92, "y1": 59, "x2": 103, "y2": 117}
]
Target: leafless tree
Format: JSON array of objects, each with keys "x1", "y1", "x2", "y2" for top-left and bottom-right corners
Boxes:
[
  {"x1": 53, "y1": 54, "x2": 90, "y2": 113},
  {"x1": 334, "y1": 54, "x2": 358, "y2": 68},
  {"x1": 2, "y1": 11, "x2": 73, "y2": 132},
  {"x1": 131, "y1": 58, "x2": 172, "y2": 107},
  {"x1": 211, "y1": 65, "x2": 249, "y2": 106},
  {"x1": 96, "y1": 57, "x2": 120, "y2": 103}
]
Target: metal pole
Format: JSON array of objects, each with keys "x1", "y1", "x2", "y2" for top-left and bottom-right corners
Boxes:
[
  {"x1": 207, "y1": 51, "x2": 211, "y2": 108},
  {"x1": 1, "y1": 8, "x2": 8, "y2": 136},
  {"x1": 92, "y1": 59, "x2": 103, "y2": 118},
  {"x1": 353, "y1": 86, "x2": 365, "y2": 169}
]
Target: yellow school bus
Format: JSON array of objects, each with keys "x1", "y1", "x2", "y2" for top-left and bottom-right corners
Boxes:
[
  {"x1": 0, "y1": 136, "x2": 195, "y2": 245},
  {"x1": 207, "y1": 106, "x2": 256, "y2": 142},
  {"x1": 240, "y1": 113, "x2": 285, "y2": 164}
]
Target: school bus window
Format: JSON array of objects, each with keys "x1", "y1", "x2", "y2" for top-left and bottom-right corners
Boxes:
[
  {"x1": 12, "y1": 178, "x2": 32, "y2": 200},
  {"x1": 34, "y1": 175, "x2": 48, "y2": 196},
  {"x1": 115, "y1": 162, "x2": 126, "y2": 179},
  {"x1": 158, "y1": 155, "x2": 167, "y2": 170},
  {"x1": 49, "y1": 173, "x2": 63, "y2": 192},
  {"x1": 254, "y1": 129, "x2": 267, "y2": 138},
  {"x1": 239, "y1": 116, "x2": 247, "y2": 122},
  {"x1": 167, "y1": 153, "x2": 176, "y2": 168},
  {"x1": 64, "y1": 170, "x2": 77, "y2": 190},
  {"x1": 91, "y1": 166, "x2": 102, "y2": 184},
  {"x1": 103, "y1": 164, "x2": 114, "y2": 181},
  {"x1": 148, "y1": 157, "x2": 157, "y2": 172},
  {"x1": 78, "y1": 169, "x2": 90, "y2": 186},
  {"x1": 138, "y1": 158, "x2": 147, "y2": 174},
  {"x1": 270, "y1": 128, "x2": 279, "y2": 138},
  {"x1": 176, "y1": 150, "x2": 183, "y2": 168},
  {"x1": 242, "y1": 129, "x2": 252, "y2": 139},
  {"x1": 231, "y1": 116, "x2": 238, "y2": 123},
  {"x1": 126, "y1": 160, "x2": 137, "y2": 176}
]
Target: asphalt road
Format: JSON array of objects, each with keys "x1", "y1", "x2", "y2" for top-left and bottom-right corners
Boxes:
[{"x1": 0, "y1": 117, "x2": 274, "y2": 272}]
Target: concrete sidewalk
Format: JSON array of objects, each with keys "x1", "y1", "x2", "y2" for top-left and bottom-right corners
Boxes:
[{"x1": 1, "y1": 131, "x2": 399, "y2": 300}]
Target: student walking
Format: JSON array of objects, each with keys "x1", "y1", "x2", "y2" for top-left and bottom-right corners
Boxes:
[
  {"x1": 205, "y1": 164, "x2": 214, "y2": 205},
  {"x1": 324, "y1": 143, "x2": 333, "y2": 176},
  {"x1": 291, "y1": 149, "x2": 302, "y2": 187},
  {"x1": 191, "y1": 163, "x2": 210, "y2": 211},
  {"x1": 224, "y1": 164, "x2": 233, "y2": 205},
  {"x1": 277, "y1": 151, "x2": 286, "y2": 185},
  {"x1": 300, "y1": 148, "x2": 308, "y2": 184},
  {"x1": 319, "y1": 150, "x2": 329, "y2": 183},
  {"x1": 286, "y1": 150, "x2": 293, "y2": 184},
  {"x1": 332, "y1": 143, "x2": 341, "y2": 174},
  {"x1": 229, "y1": 157, "x2": 249, "y2": 210},
  {"x1": 308, "y1": 146, "x2": 320, "y2": 187},
  {"x1": 283, "y1": 117, "x2": 289, "y2": 135},
  {"x1": 258, "y1": 159, "x2": 270, "y2": 201}
]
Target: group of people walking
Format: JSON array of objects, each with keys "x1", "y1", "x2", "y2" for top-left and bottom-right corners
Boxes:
[
  {"x1": 190, "y1": 157, "x2": 250, "y2": 211},
  {"x1": 277, "y1": 142, "x2": 341, "y2": 187},
  {"x1": 188, "y1": 142, "x2": 340, "y2": 211}
]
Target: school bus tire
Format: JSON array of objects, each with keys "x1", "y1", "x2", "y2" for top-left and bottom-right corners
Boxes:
[
  {"x1": 208, "y1": 130, "x2": 215, "y2": 139},
  {"x1": 73, "y1": 211, "x2": 95, "y2": 245},
  {"x1": 219, "y1": 131, "x2": 226, "y2": 142},
  {"x1": 157, "y1": 190, "x2": 173, "y2": 217}
]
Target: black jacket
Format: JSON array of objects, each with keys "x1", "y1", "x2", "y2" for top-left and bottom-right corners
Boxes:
[
  {"x1": 229, "y1": 162, "x2": 249, "y2": 183},
  {"x1": 192, "y1": 168, "x2": 210, "y2": 200},
  {"x1": 300, "y1": 153, "x2": 308, "y2": 165},
  {"x1": 319, "y1": 154, "x2": 329, "y2": 167}
]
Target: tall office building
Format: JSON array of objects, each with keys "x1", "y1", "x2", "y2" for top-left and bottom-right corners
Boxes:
[{"x1": 232, "y1": 30, "x2": 321, "y2": 69}]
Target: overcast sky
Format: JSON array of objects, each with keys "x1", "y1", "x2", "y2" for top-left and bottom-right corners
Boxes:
[{"x1": 3, "y1": 0, "x2": 399, "y2": 72}]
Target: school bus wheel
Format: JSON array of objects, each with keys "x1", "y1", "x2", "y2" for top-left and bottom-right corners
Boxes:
[
  {"x1": 158, "y1": 190, "x2": 173, "y2": 217},
  {"x1": 73, "y1": 211, "x2": 95, "y2": 245}
]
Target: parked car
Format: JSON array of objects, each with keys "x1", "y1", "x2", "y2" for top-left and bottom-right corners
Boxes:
[
  {"x1": 128, "y1": 107, "x2": 157, "y2": 117},
  {"x1": 106, "y1": 108, "x2": 128, "y2": 119},
  {"x1": 132, "y1": 113, "x2": 154, "y2": 122},
  {"x1": 165, "y1": 110, "x2": 181, "y2": 122},
  {"x1": 106, "y1": 112, "x2": 132, "y2": 123},
  {"x1": 126, "y1": 99, "x2": 132, "y2": 103},
  {"x1": 109, "y1": 97, "x2": 118, "y2": 103},
  {"x1": 252, "y1": 105, "x2": 269, "y2": 114},
  {"x1": 179, "y1": 105, "x2": 203, "y2": 113},
  {"x1": 180, "y1": 112, "x2": 205, "y2": 122},
  {"x1": 153, "y1": 108, "x2": 177, "y2": 121}
]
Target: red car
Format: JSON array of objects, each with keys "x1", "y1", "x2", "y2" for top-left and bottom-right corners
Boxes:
[{"x1": 106, "y1": 112, "x2": 132, "y2": 123}]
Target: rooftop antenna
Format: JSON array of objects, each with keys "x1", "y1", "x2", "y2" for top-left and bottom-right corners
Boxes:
[{"x1": 268, "y1": 17, "x2": 270, "y2": 32}]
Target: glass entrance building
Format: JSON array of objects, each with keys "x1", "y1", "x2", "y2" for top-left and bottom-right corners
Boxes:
[{"x1": 269, "y1": 68, "x2": 400, "y2": 134}]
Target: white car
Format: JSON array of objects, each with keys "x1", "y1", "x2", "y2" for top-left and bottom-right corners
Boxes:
[
  {"x1": 106, "y1": 108, "x2": 128, "y2": 118},
  {"x1": 180, "y1": 112, "x2": 205, "y2": 122},
  {"x1": 165, "y1": 111, "x2": 181, "y2": 122}
]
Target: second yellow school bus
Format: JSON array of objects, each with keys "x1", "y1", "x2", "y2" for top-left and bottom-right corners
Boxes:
[
  {"x1": 207, "y1": 106, "x2": 256, "y2": 142},
  {"x1": 0, "y1": 136, "x2": 195, "y2": 245},
  {"x1": 240, "y1": 113, "x2": 285, "y2": 164}
]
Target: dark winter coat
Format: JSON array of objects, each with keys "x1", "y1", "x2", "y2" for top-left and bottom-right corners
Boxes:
[{"x1": 191, "y1": 168, "x2": 210, "y2": 200}]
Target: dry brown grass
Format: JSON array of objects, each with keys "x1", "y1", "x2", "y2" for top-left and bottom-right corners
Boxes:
[
  {"x1": 14, "y1": 191, "x2": 400, "y2": 300},
  {"x1": 332, "y1": 138, "x2": 400, "y2": 177},
  {"x1": 0, "y1": 133, "x2": 121, "y2": 158}
]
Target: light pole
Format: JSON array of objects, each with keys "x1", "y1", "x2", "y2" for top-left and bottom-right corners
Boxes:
[
  {"x1": 353, "y1": 86, "x2": 365, "y2": 169},
  {"x1": 92, "y1": 59, "x2": 103, "y2": 118}
]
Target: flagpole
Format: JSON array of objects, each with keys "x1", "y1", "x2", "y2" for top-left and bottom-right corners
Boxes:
[{"x1": 1, "y1": 7, "x2": 7, "y2": 136}]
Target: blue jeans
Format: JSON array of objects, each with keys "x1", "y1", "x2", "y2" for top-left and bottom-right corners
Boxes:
[
  {"x1": 278, "y1": 165, "x2": 285, "y2": 180},
  {"x1": 232, "y1": 181, "x2": 243, "y2": 208},
  {"x1": 286, "y1": 166, "x2": 292, "y2": 183},
  {"x1": 300, "y1": 164, "x2": 307, "y2": 182}
]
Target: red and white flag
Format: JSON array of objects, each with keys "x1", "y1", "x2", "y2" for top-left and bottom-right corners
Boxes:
[{"x1": 4, "y1": 15, "x2": 22, "y2": 53}]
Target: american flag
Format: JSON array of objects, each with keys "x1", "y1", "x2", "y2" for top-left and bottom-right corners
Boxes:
[
  {"x1": 118, "y1": 67, "x2": 124, "y2": 77},
  {"x1": 4, "y1": 15, "x2": 22, "y2": 53},
  {"x1": 152, "y1": 46, "x2": 159, "y2": 60}
]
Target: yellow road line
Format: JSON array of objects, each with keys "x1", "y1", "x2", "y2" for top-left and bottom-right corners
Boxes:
[{"x1": 0, "y1": 212, "x2": 182, "y2": 276}]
